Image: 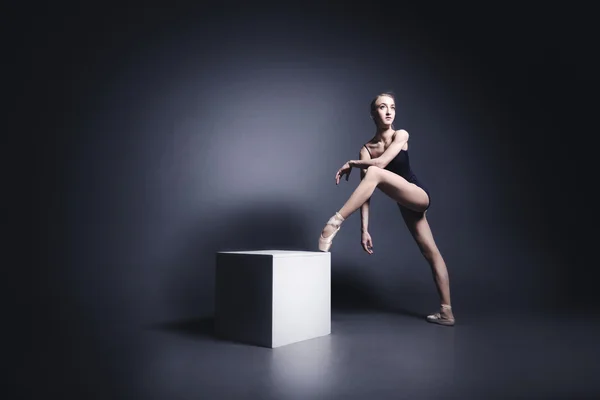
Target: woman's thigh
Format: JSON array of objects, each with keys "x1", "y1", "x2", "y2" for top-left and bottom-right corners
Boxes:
[{"x1": 372, "y1": 168, "x2": 430, "y2": 212}]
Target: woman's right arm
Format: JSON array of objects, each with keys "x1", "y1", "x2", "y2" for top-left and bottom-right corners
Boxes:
[
  {"x1": 359, "y1": 146, "x2": 374, "y2": 254},
  {"x1": 359, "y1": 146, "x2": 371, "y2": 234}
]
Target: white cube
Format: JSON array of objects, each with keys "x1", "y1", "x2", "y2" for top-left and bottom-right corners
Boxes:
[{"x1": 215, "y1": 250, "x2": 331, "y2": 348}]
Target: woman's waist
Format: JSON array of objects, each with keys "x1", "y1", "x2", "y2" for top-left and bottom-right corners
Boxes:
[{"x1": 386, "y1": 166, "x2": 416, "y2": 180}]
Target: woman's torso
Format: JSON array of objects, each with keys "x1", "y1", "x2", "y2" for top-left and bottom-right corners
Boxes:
[
  {"x1": 363, "y1": 134, "x2": 414, "y2": 181},
  {"x1": 363, "y1": 131, "x2": 431, "y2": 205}
]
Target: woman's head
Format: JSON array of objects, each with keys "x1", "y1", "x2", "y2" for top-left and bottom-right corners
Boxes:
[{"x1": 370, "y1": 92, "x2": 396, "y2": 129}]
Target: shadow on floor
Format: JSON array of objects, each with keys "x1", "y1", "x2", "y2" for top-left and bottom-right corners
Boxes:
[{"x1": 146, "y1": 316, "x2": 218, "y2": 340}]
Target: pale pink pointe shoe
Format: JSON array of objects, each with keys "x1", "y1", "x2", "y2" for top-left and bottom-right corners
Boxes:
[
  {"x1": 426, "y1": 304, "x2": 455, "y2": 326},
  {"x1": 318, "y1": 212, "x2": 345, "y2": 252}
]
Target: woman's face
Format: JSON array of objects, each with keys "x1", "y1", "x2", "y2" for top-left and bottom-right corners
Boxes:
[{"x1": 373, "y1": 95, "x2": 395, "y2": 127}]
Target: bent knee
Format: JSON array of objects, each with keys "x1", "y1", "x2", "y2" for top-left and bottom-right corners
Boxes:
[{"x1": 365, "y1": 165, "x2": 383, "y2": 175}]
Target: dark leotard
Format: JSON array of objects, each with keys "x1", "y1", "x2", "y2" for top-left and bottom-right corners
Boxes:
[{"x1": 363, "y1": 144, "x2": 431, "y2": 210}]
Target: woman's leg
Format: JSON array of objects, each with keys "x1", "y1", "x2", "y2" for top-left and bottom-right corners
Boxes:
[
  {"x1": 397, "y1": 205, "x2": 454, "y2": 324},
  {"x1": 321, "y1": 166, "x2": 429, "y2": 239}
]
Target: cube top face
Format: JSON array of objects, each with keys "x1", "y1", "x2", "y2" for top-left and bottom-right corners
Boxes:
[{"x1": 217, "y1": 250, "x2": 327, "y2": 258}]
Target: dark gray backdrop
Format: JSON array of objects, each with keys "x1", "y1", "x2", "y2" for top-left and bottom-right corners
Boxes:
[{"x1": 11, "y1": 1, "x2": 595, "y2": 398}]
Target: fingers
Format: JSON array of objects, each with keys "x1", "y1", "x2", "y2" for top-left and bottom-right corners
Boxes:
[
  {"x1": 335, "y1": 166, "x2": 353, "y2": 185},
  {"x1": 335, "y1": 170, "x2": 345, "y2": 185}
]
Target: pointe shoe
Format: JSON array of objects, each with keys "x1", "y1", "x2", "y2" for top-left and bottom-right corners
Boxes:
[
  {"x1": 318, "y1": 212, "x2": 345, "y2": 252},
  {"x1": 426, "y1": 304, "x2": 455, "y2": 326}
]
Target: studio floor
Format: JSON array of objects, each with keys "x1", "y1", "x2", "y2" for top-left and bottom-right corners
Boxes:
[{"x1": 107, "y1": 308, "x2": 600, "y2": 400}]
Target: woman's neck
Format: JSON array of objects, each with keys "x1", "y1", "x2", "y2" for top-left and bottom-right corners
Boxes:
[{"x1": 374, "y1": 127, "x2": 395, "y2": 142}]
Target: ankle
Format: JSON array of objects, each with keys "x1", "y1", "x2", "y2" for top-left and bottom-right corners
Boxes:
[
  {"x1": 441, "y1": 304, "x2": 452, "y2": 312},
  {"x1": 327, "y1": 212, "x2": 345, "y2": 227}
]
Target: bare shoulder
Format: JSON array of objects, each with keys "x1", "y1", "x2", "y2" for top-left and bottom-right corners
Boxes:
[{"x1": 394, "y1": 129, "x2": 409, "y2": 141}]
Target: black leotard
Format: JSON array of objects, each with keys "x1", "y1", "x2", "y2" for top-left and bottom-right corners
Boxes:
[{"x1": 363, "y1": 144, "x2": 431, "y2": 210}]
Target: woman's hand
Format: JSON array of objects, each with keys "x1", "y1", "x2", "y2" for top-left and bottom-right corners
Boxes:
[
  {"x1": 335, "y1": 161, "x2": 353, "y2": 185},
  {"x1": 361, "y1": 231, "x2": 374, "y2": 254}
]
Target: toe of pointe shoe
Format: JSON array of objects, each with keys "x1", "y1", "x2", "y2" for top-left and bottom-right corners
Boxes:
[
  {"x1": 318, "y1": 235, "x2": 333, "y2": 252},
  {"x1": 318, "y1": 242, "x2": 331, "y2": 252},
  {"x1": 318, "y1": 226, "x2": 340, "y2": 252},
  {"x1": 426, "y1": 315, "x2": 455, "y2": 326}
]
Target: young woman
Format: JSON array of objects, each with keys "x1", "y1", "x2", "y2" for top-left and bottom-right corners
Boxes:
[{"x1": 318, "y1": 92, "x2": 455, "y2": 326}]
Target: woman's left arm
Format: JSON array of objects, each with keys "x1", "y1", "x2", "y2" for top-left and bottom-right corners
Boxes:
[{"x1": 348, "y1": 158, "x2": 379, "y2": 169}]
